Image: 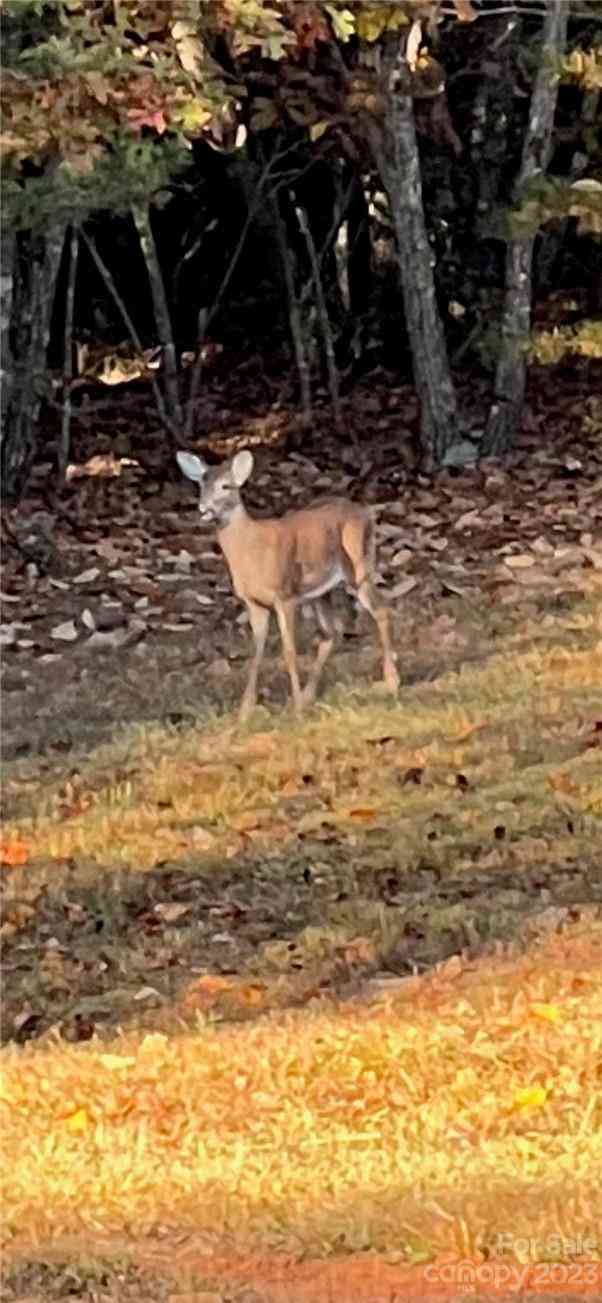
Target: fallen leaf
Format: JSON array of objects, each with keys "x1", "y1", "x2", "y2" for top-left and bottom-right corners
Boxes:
[
  {"x1": 530, "y1": 1002, "x2": 562, "y2": 1023},
  {"x1": 548, "y1": 771, "x2": 580, "y2": 796},
  {"x1": 86, "y1": 629, "x2": 126, "y2": 650},
  {"x1": 99, "y1": 1054, "x2": 135, "y2": 1071},
  {"x1": 0, "y1": 838, "x2": 29, "y2": 867},
  {"x1": 411, "y1": 513, "x2": 439, "y2": 529},
  {"x1": 513, "y1": 1085, "x2": 548, "y2": 1111},
  {"x1": 390, "y1": 548, "x2": 413, "y2": 567},
  {"x1": 64, "y1": 1107, "x2": 89, "y2": 1133},
  {"x1": 73, "y1": 567, "x2": 101, "y2": 584},
  {"x1": 154, "y1": 902, "x2": 190, "y2": 923},
  {"x1": 190, "y1": 826, "x2": 216, "y2": 850},
  {"x1": 133, "y1": 986, "x2": 162, "y2": 1002},
  {"x1": 454, "y1": 509, "x2": 482, "y2": 530},
  {"x1": 236, "y1": 983, "x2": 267, "y2": 1007},
  {"x1": 184, "y1": 974, "x2": 237, "y2": 1009},
  {"x1": 391, "y1": 576, "x2": 418, "y2": 598},
  {"x1": 229, "y1": 810, "x2": 266, "y2": 832},
  {"x1": 0, "y1": 624, "x2": 18, "y2": 647},
  {"x1": 195, "y1": 975, "x2": 235, "y2": 994},
  {"x1": 51, "y1": 620, "x2": 78, "y2": 641},
  {"x1": 505, "y1": 554, "x2": 535, "y2": 569}
]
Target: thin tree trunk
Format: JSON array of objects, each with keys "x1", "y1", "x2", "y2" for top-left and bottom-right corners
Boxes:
[
  {"x1": 80, "y1": 226, "x2": 172, "y2": 433},
  {"x1": 365, "y1": 34, "x2": 457, "y2": 469},
  {"x1": 58, "y1": 224, "x2": 79, "y2": 484},
  {"x1": 1, "y1": 219, "x2": 66, "y2": 501},
  {"x1": 346, "y1": 171, "x2": 372, "y2": 319},
  {"x1": 296, "y1": 205, "x2": 342, "y2": 434},
  {"x1": 271, "y1": 195, "x2": 312, "y2": 428},
  {"x1": 132, "y1": 203, "x2": 183, "y2": 433},
  {"x1": 483, "y1": 0, "x2": 567, "y2": 457},
  {"x1": 0, "y1": 220, "x2": 16, "y2": 436}
]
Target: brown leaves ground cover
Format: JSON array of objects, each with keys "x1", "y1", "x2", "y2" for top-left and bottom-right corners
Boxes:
[{"x1": 1, "y1": 370, "x2": 601, "y2": 728}]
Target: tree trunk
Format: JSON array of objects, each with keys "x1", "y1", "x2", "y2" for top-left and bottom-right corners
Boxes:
[
  {"x1": 132, "y1": 202, "x2": 183, "y2": 433},
  {"x1": 297, "y1": 205, "x2": 342, "y2": 434},
  {"x1": 80, "y1": 225, "x2": 172, "y2": 433},
  {"x1": 58, "y1": 225, "x2": 80, "y2": 484},
  {"x1": 346, "y1": 171, "x2": 372, "y2": 319},
  {"x1": 483, "y1": 0, "x2": 568, "y2": 457},
  {"x1": 0, "y1": 220, "x2": 16, "y2": 437},
  {"x1": 270, "y1": 194, "x2": 312, "y2": 427},
  {"x1": 1, "y1": 220, "x2": 66, "y2": 501},
  {"x1": 365, "y1": 34, "x2": 457, "y2": 469}
]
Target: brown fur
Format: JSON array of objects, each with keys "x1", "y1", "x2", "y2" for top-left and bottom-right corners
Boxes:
[{"x1": 177, "y1": 450, "x2": 398, "y2": 721}]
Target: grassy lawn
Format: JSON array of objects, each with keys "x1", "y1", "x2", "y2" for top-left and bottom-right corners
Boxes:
[{"x1": 1, "y1": 592, "x2": 601, "y2": 1298}]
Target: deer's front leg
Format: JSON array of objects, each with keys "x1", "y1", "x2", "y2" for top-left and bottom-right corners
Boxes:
[
  {"x1": 239, "y1": 601, "x2": 270, "y2": 722},
  {"x1": 274, "y1": 599, "x2": 303, "y2": 714}
]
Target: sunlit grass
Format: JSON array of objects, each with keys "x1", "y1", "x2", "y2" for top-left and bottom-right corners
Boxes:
[
  {"x1": 1, "y1": 599, "x2": 601, "y2": 1273},
  {"x1": 2, "y1": 922, "x2": 601, "y2": 1259},
  {"x1": 2, "y1": 627, "x2": 601, "y2": 873}
]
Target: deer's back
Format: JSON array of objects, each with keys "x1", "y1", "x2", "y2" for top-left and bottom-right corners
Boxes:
[{"x1": 218, "y1": 497, "x2": 372, "y2": 607}]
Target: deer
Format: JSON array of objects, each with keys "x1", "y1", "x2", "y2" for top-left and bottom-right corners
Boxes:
[{"x1": 177, "y1": 448, "x2": 399, "y2": 722}]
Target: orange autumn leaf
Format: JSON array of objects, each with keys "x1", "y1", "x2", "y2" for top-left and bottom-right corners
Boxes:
[
  {"x1": 548, "y1": 771, "x2": 580, "y2": 795},
  {"x1": 0, "y1": 839, "x2": 29, "y2": 867},
  {"x1": 196, "y1": 975, "x2": 236, "y2": 994},
  {"x1": 236, "y1": 983, "x2": 267, "y2": 1007},
  {"x1": 229, "y1": 810, "x2": 265, "y2": 832},
  {"x1": 182, "y1": 974, "x2": 236, "y2": 1009}
]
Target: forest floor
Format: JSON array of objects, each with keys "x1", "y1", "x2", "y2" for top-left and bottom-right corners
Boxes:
[{"x1": 1, "y1": 371, "x2": 602, "y2": 1301}]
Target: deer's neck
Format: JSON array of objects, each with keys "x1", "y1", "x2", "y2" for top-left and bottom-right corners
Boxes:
[{"x1": 215, "y1": 503, "x2": 252, "y2": 548}]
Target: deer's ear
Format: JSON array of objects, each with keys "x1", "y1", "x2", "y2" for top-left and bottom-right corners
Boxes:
[
  {"x1": 177, "y1": 451, "x2": 207, "y2": 482},
  {"x1": 231, "y1": 449, "x2": 254, "y2": 487}
]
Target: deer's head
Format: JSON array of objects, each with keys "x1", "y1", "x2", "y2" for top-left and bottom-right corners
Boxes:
[{"x1": 177, "y1": 449, "x2": 254, "y2": 527}]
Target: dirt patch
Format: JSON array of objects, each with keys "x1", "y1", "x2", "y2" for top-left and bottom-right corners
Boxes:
[{"x1": 5, "y1": 1244, "x2": 601, "y2": 1303}]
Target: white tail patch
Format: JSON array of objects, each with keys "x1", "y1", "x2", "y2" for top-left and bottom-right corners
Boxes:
[{"x1": 299, "y1": 564, "x2": 346, "y2": 603}]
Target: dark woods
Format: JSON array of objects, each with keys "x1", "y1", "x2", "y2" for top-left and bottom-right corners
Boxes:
[{"x1": 1, "y1": 0, "x2": 601, "y2": 500}]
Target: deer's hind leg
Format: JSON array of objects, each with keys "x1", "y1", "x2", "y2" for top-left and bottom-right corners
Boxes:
[
  {"x1": 300, "y1": 597, "x2": 337, "y2": 708},
  {"x1": 356, "y1": 579, "x2": 399, "y2": 693},
  {"x1": 343, "y1": 516, "x2": 399, "y2": 695}
]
